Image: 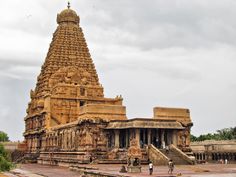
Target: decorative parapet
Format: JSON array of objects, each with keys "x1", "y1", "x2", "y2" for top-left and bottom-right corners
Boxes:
[
  {"x1": 148, "y1": 144, "x2": 169, "y2": 165},
  {"x1": 170, "y1": 144, "x2": 195, "y2": 164}
]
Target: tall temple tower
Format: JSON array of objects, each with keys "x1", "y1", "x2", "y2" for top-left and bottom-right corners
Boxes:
[{"x1": 24, "y1": 4, "x2": 126, "y2": 153}]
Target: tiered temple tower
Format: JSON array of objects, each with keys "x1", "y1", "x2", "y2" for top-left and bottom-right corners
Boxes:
[{"x1": 24, "y1": 4, "x2": 126, "y2": 153}]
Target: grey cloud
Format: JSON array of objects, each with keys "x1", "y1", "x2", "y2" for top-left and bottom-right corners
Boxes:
[
  {"x1": 0, "y1": 77, "x2": 34, "y2": 141},
  {"x1": 0, "y1": 57, "x2": 41, "y2": 80},
  {"x1": 80, "y1": 0, "x2": 236, "y2": 50}
]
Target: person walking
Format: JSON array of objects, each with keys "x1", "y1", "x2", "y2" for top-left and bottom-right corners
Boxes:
[
  {"x1": 168, "y1": 159, "x2": 174, "y2": 174},
  {"x1": 225, "y1": 158, "x2": 228, "y2": 164},
  {"x1": 149, "y1": 161, "x2": 153, "y2": 175}
]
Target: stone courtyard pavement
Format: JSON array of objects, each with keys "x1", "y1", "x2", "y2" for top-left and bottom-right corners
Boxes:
[{"x1": 2, "y1": 163, "x2": 236, "y2": 177}]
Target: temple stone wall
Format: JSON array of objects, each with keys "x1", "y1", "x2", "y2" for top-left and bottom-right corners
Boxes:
[{"x1": 191, "y1": 140, "x2": 236, "y2": 152}]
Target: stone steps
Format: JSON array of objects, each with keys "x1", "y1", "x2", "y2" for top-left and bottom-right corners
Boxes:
[{"x1": 160, "y1": 149, "x2": 189, "y2": 165}]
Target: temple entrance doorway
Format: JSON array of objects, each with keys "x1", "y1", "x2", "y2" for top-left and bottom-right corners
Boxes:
[
  {"x1": 140, "y1": 129, "x2": 148, "y2": 148},
  {"x1": 119, "y1": 129, "x2": 127, "y2": 148},
  {"x1": 165, "y1": 130, "x2": 173, "y2": 146},
  {"x1": 108, "y1": 131, "x2": 115, "y2": 148},
  {"x1": 151, "y1": 129, "x2": 161, "y2": 148}
]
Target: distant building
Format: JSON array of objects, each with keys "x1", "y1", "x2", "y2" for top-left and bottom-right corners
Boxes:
[
  {"x1": 23, "y1": 4, "x2": 195, "y2": 165},
  {"x1": 191, "y1": 140, "x2": 236, "y2": 163}
]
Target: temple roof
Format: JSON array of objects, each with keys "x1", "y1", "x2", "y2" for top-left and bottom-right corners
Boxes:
[
  {"x1": 34, "y1": 5, "x2": 100, "y2": 97},
  {"x1": 105, "y1": 118, "x2": 184, "y2": 129},
  {"x1": 57, "y1": 7, "x2": 80, "y2": 24}
]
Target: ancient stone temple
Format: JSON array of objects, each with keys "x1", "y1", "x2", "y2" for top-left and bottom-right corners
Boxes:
[{"x1": 24, "y1": 4, "x2": 195, "y2": 166}]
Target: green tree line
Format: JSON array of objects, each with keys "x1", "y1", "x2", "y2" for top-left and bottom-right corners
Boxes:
[{"x1": 191, "y1": 127, "x2": 236, "y2": 142}]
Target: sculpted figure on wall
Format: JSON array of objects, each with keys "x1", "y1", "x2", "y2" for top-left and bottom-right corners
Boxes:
[
  {"x1": 97, "y1": 131, "x2": 107, "y2": 146},
  {"x1": 177, "y1": 128, "x2": 191, "y2": 149},
  {"x1": 108, "y1": 148, "x2": 119, "y2": 159},
  {"x1": 80, "y1": 125, "x2": 93, "y2": 146}
]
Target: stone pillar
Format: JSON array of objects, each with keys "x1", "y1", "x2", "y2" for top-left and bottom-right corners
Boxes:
[
  {"x1": 135, "y1": 129, "x2": 140, "y2": 147},
  {"x1": 172, "y1": 130, "x2": 177, "y2": 146},
  {"x1": 114, "y1": 130, "x2": 120, "y2": 148},
  {"x1": 32, "y1": 138, "x2": 34, "y2": 150},
  {"x1": 147, "y1": 129, "x2": 151, "y2": 145},
  {"x1": 33, "y1": 137, "x2": 36, "y2": 150},
  {"x1": 35, "y1": 137, "x2": 38, "y2": 150},
  {"x1": 126, "y1": 129, "x2": 129, "y2": 148},
  {"x1": 161, "y1": 129, "x2": 165, "y2": 148},
  {"x1": 72, "y1": 130, "x2": 75, "y2": 149},
  {"x1": 54, "y1": 136, "x2": 57, "y2": 147}
]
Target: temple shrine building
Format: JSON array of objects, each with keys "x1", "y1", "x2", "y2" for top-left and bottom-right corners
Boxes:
[{"x1": 23, "y1": 4, "x2": 195, "y2": 165}]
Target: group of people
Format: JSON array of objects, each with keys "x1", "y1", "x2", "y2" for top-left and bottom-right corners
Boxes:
[
  {"x1": 148, "y1": 159, "x2": 174, "y2": 175},
  {"x1": 218, "y1": 158, "x2": 228, "y2": 164}
]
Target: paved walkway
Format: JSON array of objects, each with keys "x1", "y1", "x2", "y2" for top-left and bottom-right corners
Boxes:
[{"x1": 2, "y1": 163, "x2": 236, "y2": 177}]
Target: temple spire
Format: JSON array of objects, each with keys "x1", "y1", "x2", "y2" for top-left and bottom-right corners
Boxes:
[{"x1": 67, "y1": 1, "x2": 71, "y2": 9}]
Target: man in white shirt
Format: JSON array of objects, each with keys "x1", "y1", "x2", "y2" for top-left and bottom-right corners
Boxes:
[{"x1": 149, "y1": 161, "x2": 153, "y2": 175}]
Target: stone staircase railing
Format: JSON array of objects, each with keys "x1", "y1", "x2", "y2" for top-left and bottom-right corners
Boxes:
[
  {"x1": 169, "y1": 144, "x2": 195, "y2": 165},
  {"x1": 147, "y1": 144, "x2": 169, "y2": 165}
]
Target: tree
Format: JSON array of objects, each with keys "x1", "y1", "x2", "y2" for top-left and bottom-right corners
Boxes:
[
  {"x1": 232, "y1": 127, "x2": 236, "y2": 139},
  {"x1": 0, "y1": 131, "x2": 9, "y2": 142},
  {"x1": 190, "y1": 135, "x2": 197, "y2": 141},
  {"x1": 217, "y1": 128, "x2": 233, "y2": 140}
]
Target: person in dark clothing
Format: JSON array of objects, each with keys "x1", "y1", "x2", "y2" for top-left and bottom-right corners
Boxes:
[{"x1": 168, "y1": 159, "x2": 174, "y2": 174}]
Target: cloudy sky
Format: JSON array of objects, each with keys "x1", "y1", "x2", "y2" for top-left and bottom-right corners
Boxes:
[{"x1": 0, "y1": 0, "x2": 236, "y2": 141}]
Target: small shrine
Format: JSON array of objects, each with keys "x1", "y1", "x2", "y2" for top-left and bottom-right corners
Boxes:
[{"x1": 127, "y1": 139, "x2": 142, "y2": 173}]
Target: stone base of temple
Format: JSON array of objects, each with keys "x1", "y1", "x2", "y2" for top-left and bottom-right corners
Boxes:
[
  {"x1": 34, "y1": 145, "x2": 195, "y2": 167},
  {"x1": 37, "y1": 151, "x2": 90, "y2": 166},
  {"x1": 36, "y1": 148, "x2": 150, "y2": 167},
  {"x1": 24, "y1": 152, "x2": 40, "y2": 163}
]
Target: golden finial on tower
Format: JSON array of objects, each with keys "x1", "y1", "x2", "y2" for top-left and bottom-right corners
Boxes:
[{"x1": 67, "y1": 1, "x2": 71, "y2": 9}]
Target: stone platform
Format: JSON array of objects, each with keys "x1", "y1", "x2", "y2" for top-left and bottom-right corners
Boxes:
[{"x1": 3, "y1": 163, "x2": 236, "y2": 177}]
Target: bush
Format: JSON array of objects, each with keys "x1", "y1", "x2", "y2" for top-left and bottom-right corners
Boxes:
[
  {"x1": 0, "y1": 144, "x2": 12, "y2": 172},
  {"x1": 0, "y1": 155, "x2": 12, "y2": 171}
]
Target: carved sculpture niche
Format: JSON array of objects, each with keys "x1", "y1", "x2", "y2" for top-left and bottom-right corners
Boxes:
[{"x1": 48, "y1": 66, "x2": 93, "y2": 89}]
